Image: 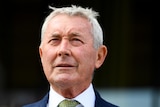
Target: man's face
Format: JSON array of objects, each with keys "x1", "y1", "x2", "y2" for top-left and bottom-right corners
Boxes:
[{"x1": 39, "y1": 14, "x2": 105, "y2": 89}]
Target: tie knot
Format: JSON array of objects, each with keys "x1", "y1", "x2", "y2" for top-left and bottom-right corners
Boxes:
[{"x1": 58, "y1": 99, "x2": 80, "y2": 107}]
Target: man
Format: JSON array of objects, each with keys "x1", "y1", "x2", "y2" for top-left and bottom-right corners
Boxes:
[{"x1": 23, "y1": 5, "x2": 118, "y2": 107}]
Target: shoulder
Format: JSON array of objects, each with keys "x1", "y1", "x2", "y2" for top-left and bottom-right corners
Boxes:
[
  {"x1": 22, "y1": 93, "x2": 49, "y2": 107},
  {"x1": 95, "y1": 90, "x2": 119, "y2": 107}
]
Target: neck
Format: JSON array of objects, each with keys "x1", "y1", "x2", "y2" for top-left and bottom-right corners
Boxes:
[{"x1": 51, "y1": 83, "x2": 90, "y2": 98}]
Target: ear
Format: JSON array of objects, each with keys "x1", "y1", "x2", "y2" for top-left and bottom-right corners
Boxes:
[
  {"x1": 95, "y1": 45, "x2": 107, "y2": 69},
  {"x1": 39, "y1": 46, "x2": 43, "y2": 58}
]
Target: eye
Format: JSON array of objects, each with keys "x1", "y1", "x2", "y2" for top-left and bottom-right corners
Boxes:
[
  {"x1": 48, "y1": 37, "x2": 61, "y2": 45},
  {"x1": 70, "y1": 38, "x2": 84, "y2": 46},
  {"x1": 72, "y1": 38, "x2": 81, "y2": 41}
]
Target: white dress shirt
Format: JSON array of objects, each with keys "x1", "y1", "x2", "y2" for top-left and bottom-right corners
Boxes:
[{"x1": 47, "y1": 83, "x2": 95, "y2": 107}]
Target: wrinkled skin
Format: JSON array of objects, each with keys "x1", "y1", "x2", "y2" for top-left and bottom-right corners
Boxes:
[{"x1": 39, "y1": 14, "x2": 107, "y2": 98}]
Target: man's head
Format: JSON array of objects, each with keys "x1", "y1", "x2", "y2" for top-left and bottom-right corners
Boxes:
[
  {"x1": 41, "y1": 5, "x2": 103, "y2": 49},
  {"x1": 39, "y1": 5, "x2": 107, "y2": 97}
]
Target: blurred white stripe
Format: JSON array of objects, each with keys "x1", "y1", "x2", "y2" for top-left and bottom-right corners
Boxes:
[{"x1": 98, "y1": 88, "x2": 160, "y2": 107}]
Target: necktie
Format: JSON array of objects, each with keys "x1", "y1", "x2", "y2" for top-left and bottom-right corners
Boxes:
[{"x1": 58, "y1": 99, "x2": 80, "y2": 107}]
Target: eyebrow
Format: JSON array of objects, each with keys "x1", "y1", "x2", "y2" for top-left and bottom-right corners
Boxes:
[
  {"x1": 50, "y1": 32, "x2": 82, "y2": 38},
  {"x1": 69, "y1": 32, "x2": 81, "y2": 37},
  {"x1": 51, "y1": 32, "x2": 61, "y2": 37}
]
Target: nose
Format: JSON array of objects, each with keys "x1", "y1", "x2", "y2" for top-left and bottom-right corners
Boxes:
[{"x1": 57, "y1": 39, "x2": 71, "y2": 57}]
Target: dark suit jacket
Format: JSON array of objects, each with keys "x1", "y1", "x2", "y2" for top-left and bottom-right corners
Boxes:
[{"x1": 23, "y1": 90, "x2": 118, "y2": 107}]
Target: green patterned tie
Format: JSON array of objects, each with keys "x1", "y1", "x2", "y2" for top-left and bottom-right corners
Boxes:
[{"x1": 58, "y1": 99, "x2": 80, "y2": 107}]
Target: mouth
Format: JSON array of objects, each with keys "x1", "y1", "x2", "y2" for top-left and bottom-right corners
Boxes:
[{"x1": 55, "y1": 63, "x2": 76, "y2": 68}]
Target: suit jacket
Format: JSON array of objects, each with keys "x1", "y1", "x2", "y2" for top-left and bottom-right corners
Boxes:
[{"x1": 23, "y1": 90, "x2": 118, "y2": 107}]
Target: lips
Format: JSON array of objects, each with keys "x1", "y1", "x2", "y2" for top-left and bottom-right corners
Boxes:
[{"x1": 56, "y1": 64, "x2": 74, "y2": 67}]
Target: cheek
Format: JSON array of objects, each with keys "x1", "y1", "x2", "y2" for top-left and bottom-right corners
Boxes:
[
  {"x1": 42, "y1": 47, "x2": 56, "y2": 62},
  {"x1": 83, "y1": 49, "x2": 97, "y2": 64},
  {"x1": 41, "y1": 48, "x2": 56, "y2": 73},
  {"x1": 76, "y1": 47, "x2": 97, "y2": 71}
]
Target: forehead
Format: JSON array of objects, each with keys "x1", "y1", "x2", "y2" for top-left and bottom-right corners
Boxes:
[
  {"x1": 49, "y1": 14, "x2": 91, "y2": 29},
  {"x1": 43, "y1": 14, "x2": 93, "y2": 38}
]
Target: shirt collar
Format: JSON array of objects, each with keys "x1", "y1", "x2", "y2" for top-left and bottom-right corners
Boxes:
[
  {"x1": 73, "y1": 83, "x2": 95, "y2": 107},
  {"x1": 48, "y1": 83, "x2": 95, "y2": 107},
  {"x1": 48, "y1": 86, "x2": 65, "y2": 107}
]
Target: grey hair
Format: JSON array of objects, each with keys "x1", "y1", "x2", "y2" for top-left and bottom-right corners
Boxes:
[{"x1": 41, "y1": 5, "x2": 103, "y2": 49}]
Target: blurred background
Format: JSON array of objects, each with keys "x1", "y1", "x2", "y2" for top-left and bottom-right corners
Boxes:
[{"x1": 0, "y1": 0, "x2": 159, "y2": 107}]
